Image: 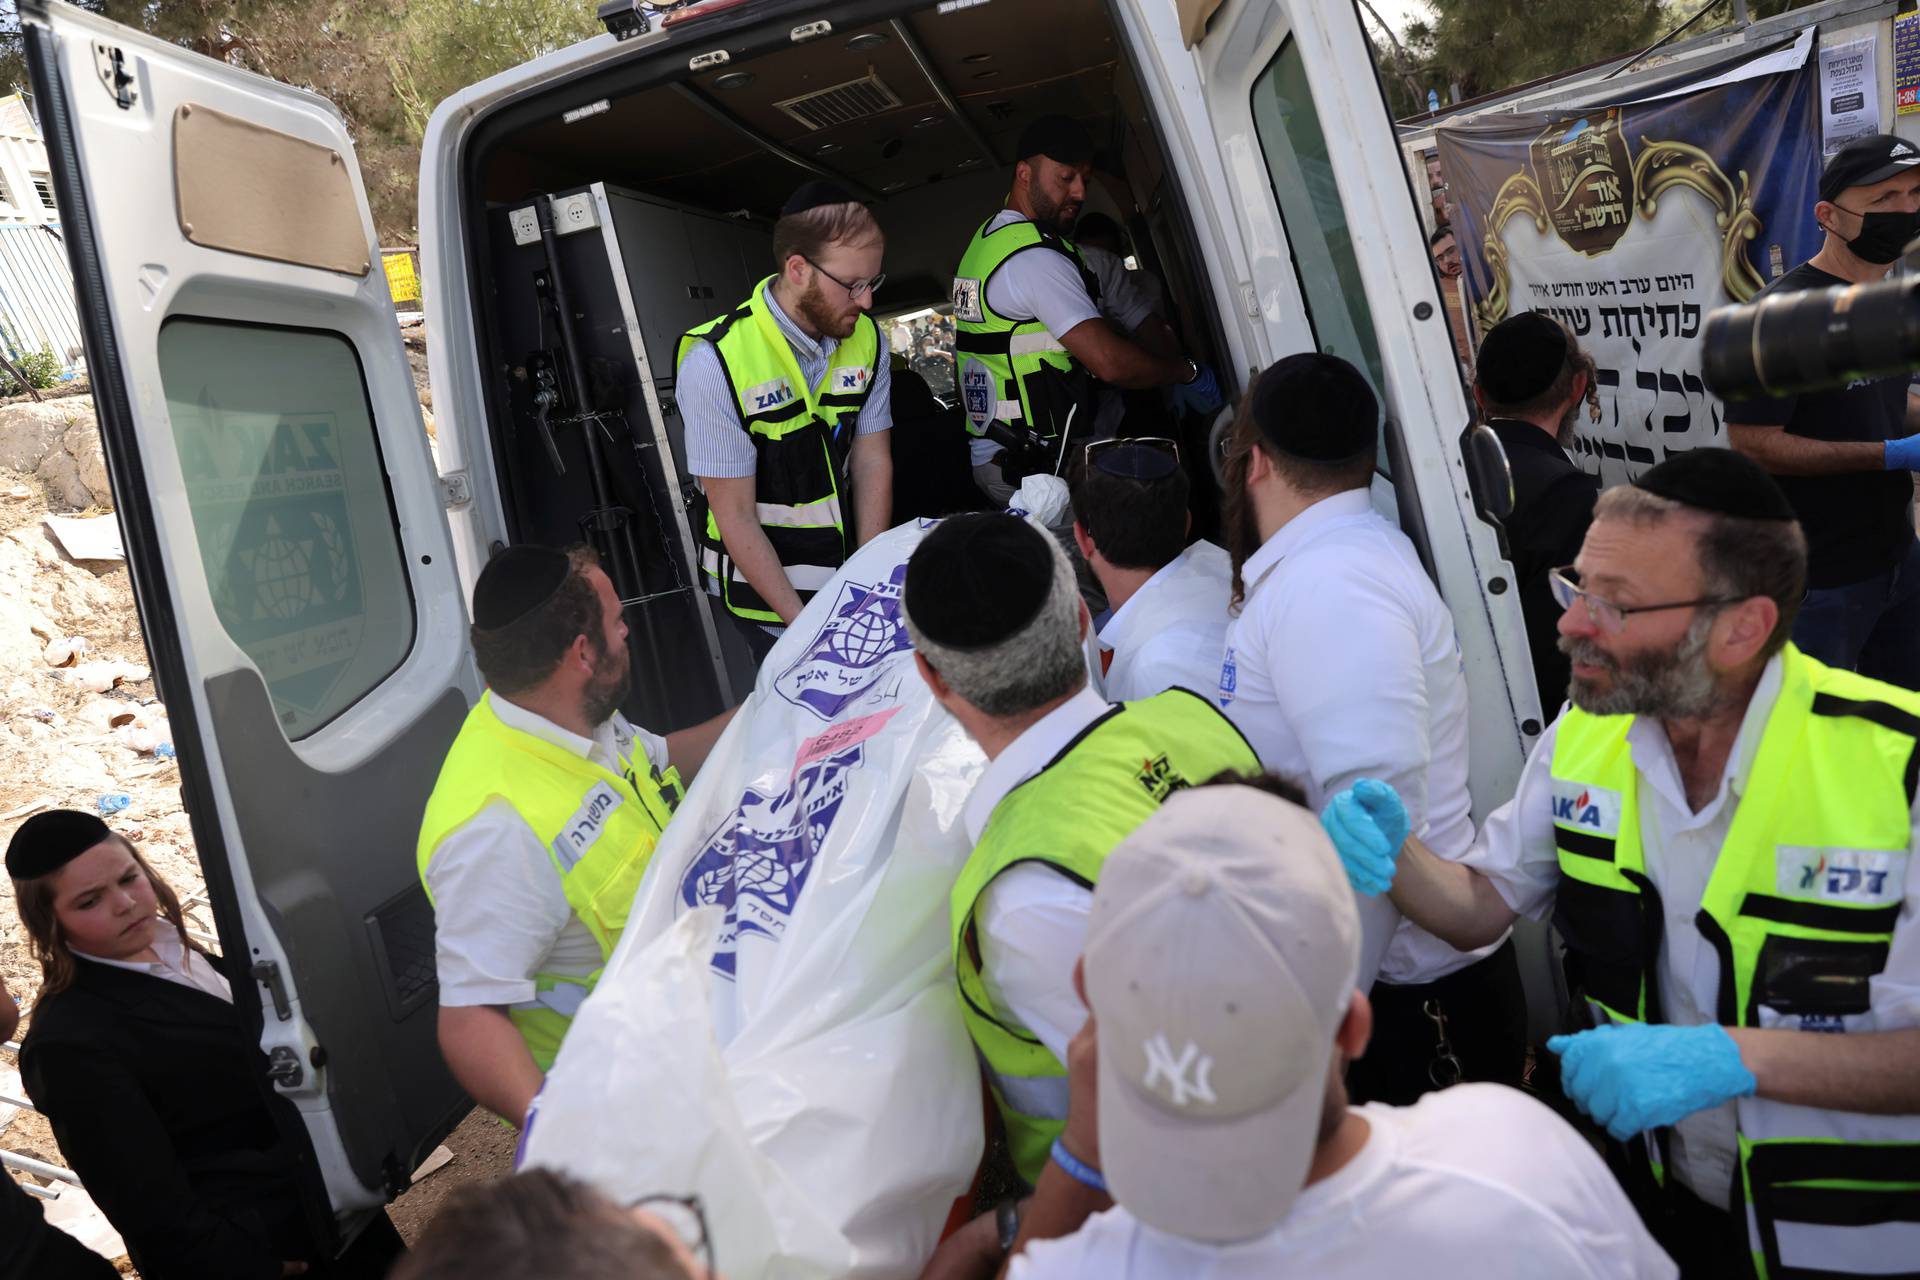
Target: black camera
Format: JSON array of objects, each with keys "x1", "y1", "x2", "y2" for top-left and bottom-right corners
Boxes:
[
  {"x1": 597, "y1": 0, "x2": 655, "y2": 41},
  {"x1": 1701, "y1": 237, "x2": 1920, "y2": 400}
]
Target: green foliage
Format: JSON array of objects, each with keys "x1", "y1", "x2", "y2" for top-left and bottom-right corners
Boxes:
[
  {"x1": 388, "y1": 0, "x2": 602, "y2": 143},
  {"x1": 1, "y1": 345, "x2": 62, "y2": 394}
]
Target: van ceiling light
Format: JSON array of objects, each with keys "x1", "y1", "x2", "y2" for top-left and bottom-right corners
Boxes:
[
  {"x1": 913, "y1": 115, "x2": 941, "y2": 129},
  {"x1": 971, "y1": 70, "x2": 1001, "y2": 81},
  {"x1": 962, "y1": 53, "x2": 992, "y2": 63},
  {"x1": 714, "y1": 70, "x2": 755, "y2": 90},
  {"x1": 774, "y1": 71, "x2": 904, "y2": 131},
  {"x1": 818, "y1": 142, "x2": 843, "y2": 154},
  {"x1": 846, "y1": 32, "x2": 890, "y2": 51}
]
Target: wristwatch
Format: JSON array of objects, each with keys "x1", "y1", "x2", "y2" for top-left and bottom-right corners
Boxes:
[
  {"x1": 1180, "y1": 357, "x2": 1200, "y2": 384},
  {"x1": 995, "y1": 1197, "x2": 1022, "y2": 1253}
]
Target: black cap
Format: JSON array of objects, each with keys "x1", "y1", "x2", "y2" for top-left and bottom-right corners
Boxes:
[
  {"x1": 1635, "y1": 448, "x2": 1797, "y2": 522},
  {"x1": 1820, "y1": 133, "x2": 1920, "y2": 203},
  {"x1": 473, "y1": 545, "x2": 571, "y2": 631},
  {"x1": 1475, "y1": 311, "x2": 1572, "y2": 406},
  {"x1": 1015, "y1": 114, "x2": 1093, "y2": 167},
  {"x1": 1249, "y1": 353, "x2": 1379, "y2": 461},
  {"x1": 904, "y1": 514, "x2": 1055, "y2": 649},
  {"x1": 1090, "y1": 441, "x2": 1180, "y2": 482},
  {"x1": 7, "y1": 809, "x2": 112, "y2": 880},
  {"x1": 781, "y1": 180, "x2": 859, "y2": 217}
]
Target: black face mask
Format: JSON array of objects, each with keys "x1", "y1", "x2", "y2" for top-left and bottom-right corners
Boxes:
[{"x1": 1834, "y1": 206, "x2": 1920, "y2": 265}]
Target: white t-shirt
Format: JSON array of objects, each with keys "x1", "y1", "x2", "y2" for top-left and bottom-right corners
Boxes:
[
  {"x1": 426, "y1": 696, "x2": 670, "y2": 1012},
  {"x1": 965, "y1": 686, "x2": 1112, "y2": 1063},
  {"x1": 1218, "y1": 489, "x2": 1502, "y2": 986},
  {"x1": 966, "y1": 209, "x2": 1104, "y2": 466},
  {"x1": 1096, "y1": 542, "x2": 1233, "y2": 704},
  {"x1": 1458, "y1": 652, "x2": 1920, "y2": 1209},
  {"x1": 1011, "y1": 1085, "x2": 1676, "y2": 1280}
]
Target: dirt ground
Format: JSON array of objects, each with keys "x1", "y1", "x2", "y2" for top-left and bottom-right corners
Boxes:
[{"x1": 1, "y1": 334, "x2": 505, "y2": 1272}]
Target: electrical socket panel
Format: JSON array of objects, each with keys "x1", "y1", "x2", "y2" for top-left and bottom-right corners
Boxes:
[
  {"x1": 509, "y1": 206, "x2": 540, "y2": 246},
  {"x1": 551, "y1": 192, "x2": 601, "y2": 236}
]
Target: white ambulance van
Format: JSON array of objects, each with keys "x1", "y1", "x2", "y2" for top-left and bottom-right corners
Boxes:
[{"x1": 18, "y1": 0, "x2": 1539, "y2": 1250}]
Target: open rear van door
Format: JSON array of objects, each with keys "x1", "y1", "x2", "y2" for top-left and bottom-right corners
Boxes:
[
  {"x1": 1117, "y1": 0, "x2": 1538, "y2": 803},
  {"x1": 22, "y1": 0, "x2": 474, "y2": 1228}
]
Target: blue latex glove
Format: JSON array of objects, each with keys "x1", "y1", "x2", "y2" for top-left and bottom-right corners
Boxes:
[
  {"x1": 1547, "y1": 1023, "x2": 1756, "y2": 1142},
  {"x1": 1172, "y1": 364, "x2": 1223, "y2": 417},
  {"x1": 1886, "y1": 433, "x2": 1920, "y2": 471},
  {"x1": 1318, "y1": 778, "x2": 1409, "y2": 896}
]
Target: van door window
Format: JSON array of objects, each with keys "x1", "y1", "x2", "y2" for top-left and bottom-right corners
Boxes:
[
  {"x1": 878, "y1": 305, "x2": 957, "y2": 402},
  {"x1": 157, "y1": 318, "x2": 416, "y2": 739},
  {"x1": 1250, "y1": 39, "x2": 1387, "y2": 394}
]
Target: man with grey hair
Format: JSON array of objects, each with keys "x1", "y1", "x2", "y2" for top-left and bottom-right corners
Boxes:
[
  {"x1": 1320, "y1": 449, "x2": 1920, "y2": 1278},
  {"x1": 902, "y1": 512, "x2": 1257, "y2": 1191}
]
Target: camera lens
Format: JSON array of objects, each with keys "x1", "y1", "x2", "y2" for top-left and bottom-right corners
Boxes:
[{"x1": 1703, "y1": 277, "x2": 1920, "y2": 400}]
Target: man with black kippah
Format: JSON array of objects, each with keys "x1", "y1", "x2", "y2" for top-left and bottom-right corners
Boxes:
[
  {"x1": 416, "y1": 544, "x2": 735, "y2": 1125},
  {"x1": 1474, "y1": 310, "x2": 1602, "y2": 714},
  {"x1": 1323, "y1": 448, "x2": 1920, "y2": 1278},
  {"x1": 902, "y1": 513, "x2": 1257, "y2": 1193},
  {"x1": 1727, "y1": 133, "x2": 1920, "y2": 688},
  {"x1": 680, "y1": 179, "x2": 894, "y2": 661},
  {"x1": 952, "y1": 115, "x2": 1220, "y2": 506},
  {"x1": 1069, "y1": 438, "x2": 1231, "y2": 701},
  {"x1": 1217, "y1": 351, "x2": 1524, "y2": 1108}
]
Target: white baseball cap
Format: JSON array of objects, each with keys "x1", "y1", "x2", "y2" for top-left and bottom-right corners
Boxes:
[{"x1": 1083, "y1": 782, "x2": 1361, "y2": 1243}]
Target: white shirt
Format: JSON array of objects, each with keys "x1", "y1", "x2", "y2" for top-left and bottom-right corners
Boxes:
[
  {"x1": 1459, "y1": 653, "x2": 1920, "y2": 1208},
  {"x1": 1096, "y1": 542, "x2": 1234, "y2": 703},
  {"x1": 968, "y1": 209, "x2": 1105, "y2": 466},
  {"x1": 1218, "y1": 490, "x2": 1499, "y2": 984},
  {"x1": 964, "y1": 687, "x2": 1112, "y2": 1064},
  {"x1": 1011, "y1": 1085, "x2": 1675, "y2": 1280},
  {"x1": 426, "y1": 696, "x2": 670, "y2": 1010},
  {"x1": 72, "y1": 931, "x2": 232, "y2": 1004}
]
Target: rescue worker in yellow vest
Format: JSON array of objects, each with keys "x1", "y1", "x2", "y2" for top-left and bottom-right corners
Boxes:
[
  {"x1": 680, "y1": 181, "x2": 894, "y2": 664},
  {"x1": 952, "y1": 115, "x2": 1220, "y2": 507},
  {"x1": 899, "y1": 513, "x2": 1259, "y2": 1187},
  {"x1": 417, "y1": 545, "x2": 736, "y2": 1126},
  {"x1": 1319, "y1": 450, "x2": 1920, "y2": 1280}
]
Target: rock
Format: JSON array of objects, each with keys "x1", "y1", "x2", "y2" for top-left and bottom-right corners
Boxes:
[
  {"x1": 34, "y1": 408, "x2": 109, "y2": 510},
  {"x1": 0, "y1": 400, "x2": 88, "y2": 473}
]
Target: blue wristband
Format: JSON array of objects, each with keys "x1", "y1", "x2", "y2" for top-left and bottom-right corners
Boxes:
[{"x1": 1050, "y1": 1138, "x2": 1107, "y2": 1192}]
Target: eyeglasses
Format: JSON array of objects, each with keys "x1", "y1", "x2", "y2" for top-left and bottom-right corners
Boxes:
[
  {"x1": 629, "y1": 1193, "x2": 714, "y2": 1275},
  {"x1": 1548, "y1": 566, "x2": 1745, "y2": 635},
  {"x1": 1085, "y1": 435, "x2": 1180, "y2": 477},
  {"x1": 804, "y1": 255, "x2": 884, "y2": 301}
]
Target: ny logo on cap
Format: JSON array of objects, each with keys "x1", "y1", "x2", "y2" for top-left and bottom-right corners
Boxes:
[{"x1": 1142, "y1": 1034, "x2": 1217, "y2": 1107}]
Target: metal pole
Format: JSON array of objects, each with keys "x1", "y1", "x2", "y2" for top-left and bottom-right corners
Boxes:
[{"x1": 1, "y1": 1149, "x2": 80, "y2": 1186}]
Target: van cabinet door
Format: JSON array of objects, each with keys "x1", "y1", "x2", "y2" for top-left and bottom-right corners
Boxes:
[
  {"x1": 1115, "y1": 0, "x2": 1537, "y2": 806},
  {"x1": 22, "y1": 0, "x2": 474, "y2": 1226}
]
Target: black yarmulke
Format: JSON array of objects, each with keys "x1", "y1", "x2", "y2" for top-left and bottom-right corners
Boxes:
[
  {"x1": 1016, "y1": 114, "x2": 1093, "y2": 166},
  {"x1": 474, "y1": 545, "x2": 571, "y2": 631},
  {"x1": 1091, "y1": 442, "x2": 1179, "y2": 482},
  {"x1": 1250, "y1": 353, "x2": 1379, "y2": 461},
  {"x1": 1476, "y1": 311, "x2": 1571, "y2": 406},
  {"x1": 905, "y1": 514, "x2": 1055, "y2": 650},
  {"x1": 781, "y1": 180, "x2": 858, "y2": 217},
  {"x1": 7, "y1": 809, "x2": 112, "y2": 880},
  {"x1": 1635, "y1": 448, "x2": 1797, "y2": 522}
]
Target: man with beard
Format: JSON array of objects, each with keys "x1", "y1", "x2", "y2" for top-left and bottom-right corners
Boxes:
[
  {"x1": 417, "y1": 545, "x2": 736, "y2": 1125},
  {"x1": 1728, "y1": 135, "x2": 1920, "y2": 687},
  {"x1": 1215, "y1": 353, "x2": 1526, "y2": 1108},
  {"x1": 952, "y1": 115, "x2": 1219, "y2": 506},
  {"x1": 680, "y1": 181, "x2": 894, "y2": 661},
  {"x1": 1472, "y1": 311, "x2": 1601, "y2": 715},
  {"x1": 1319, "y1": 449, "x2": 1920, "y2": 1279}
]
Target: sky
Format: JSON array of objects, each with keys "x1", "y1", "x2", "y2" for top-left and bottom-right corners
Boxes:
[{"x1": 1361, "y1": 0, "x2": 1433, "y2": 38}]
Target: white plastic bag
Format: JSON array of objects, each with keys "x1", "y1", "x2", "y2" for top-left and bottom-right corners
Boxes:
[{"x1": 520, "y1": 522, "x2": 986, "y2": 1280}]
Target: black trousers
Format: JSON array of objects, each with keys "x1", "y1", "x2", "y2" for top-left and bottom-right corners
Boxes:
[
  {"x1": 1346, "y1": 937, "x2": 1528, "y2": 1106},
  {"x1": 1643, "y1": 1183, "x2": 1752, "y2": 1280}
]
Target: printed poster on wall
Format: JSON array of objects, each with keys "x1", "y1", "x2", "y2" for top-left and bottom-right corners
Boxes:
[
  {"x1": 1820, "y1": 36, "x2": 1880, "y2": 155},
  {"x1": 1897, "y1": 10, "x2": 1920, "y2": 115},
  {"x1": 1436, "y1": 46, "x2": 1824, "y2": 485}
]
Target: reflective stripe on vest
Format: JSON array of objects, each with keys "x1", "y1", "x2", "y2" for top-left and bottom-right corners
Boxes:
[
  {"x1": 417, "y1": 692, "x2": 683, "y2": 1071},
  {"x1": 1550, "y1": 644, "x2": 1920, "y2": 1279},
  {"x1": 952, "y1": 215, "x2": 1099, "y2": 445},
  {"x1": 679, "y1": 278, "x2": 877, "y2": 623},
  {"x1": 949, "y1": 689, "x2": 1260, "y2": 1185}
]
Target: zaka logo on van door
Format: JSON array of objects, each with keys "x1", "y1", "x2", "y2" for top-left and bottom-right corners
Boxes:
[
  {"x1": 775, "y1": 565, "x2": 914, "y2": 721},
  {"x1": 678, "y1": 745, "x2": 863, "y2": 977},
  {"x1": 1528, "y1": 108, "x2": 1635, "y2": 256}
]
